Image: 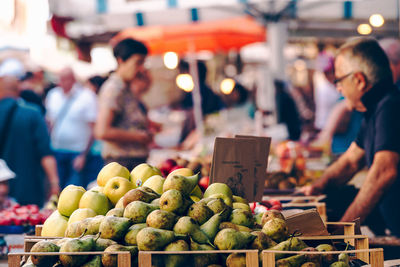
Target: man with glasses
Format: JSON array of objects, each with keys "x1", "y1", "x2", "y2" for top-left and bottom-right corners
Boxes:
[{"x1": 301, "y1": 37, "x2": 400, "y2": 237}]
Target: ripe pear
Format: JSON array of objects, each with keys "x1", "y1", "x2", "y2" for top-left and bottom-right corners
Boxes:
[
  {"x1": 106, "y1": 208, "x2": 124, "y2": 217},
  {"x1": 93, "y1": 238, "x2": 117, "y2": 251},
  {"x1": 58, "y1": 185, "x2": 86, "y2": 217},
  {"x1": 254, "y1": 213, "x2": 263, "y2": 226},
  {"x1": 101, "y1": 244, "x2": 138, "y2": 267},
  {"x1": 188, "y1": 202, "x2": 214, "y2": 224},
  {"x1": 142, "y1": 175, "x2": 165, "y2": 195},
  {"x1": 302, "y1": 247, "x2": 322, "y2": 266},
  {"x1": 136, "y1": 227, "x2": 177, "y2": 251},
  {"x1": 160, "y1": 189, "x2": 192, "y2": 214},
  {"x1": 163, "y1": 173, "x2": 199, "y2": 196},
  {"x1": 83, "y1": 215, "x2": 105, "y2": 235},
  {"x1": 230, "y1": 209, "x2": 254, "y2": 228},
  {"x1": 330, "y1": 262, "x2": 350, "y2": 267},
  {"x1": 261, "y1": 210, "x2": 285, "y2": 226},
  {"x1": 146, "y1": 209, "x2": 177, "y2": 230},
  {"x1": 268, "y1": 237, "x2": 308, "y2": 260},
  {"x1": 208, "y1": 193, "x2": 233, "y2": 207},
  {"x1": 173, "y1": 216, "x2": 213, "y2": 245},
  {"x1": 207, "y1": 198, "x2": 232, "y2": 221},
  {"x1": 30, "y1": 240, "x2": 60, "y2": 266},
  {"x1": 123, "y1": 187, "x2": 159, "y2": 207},
  {"x1": 316, "y1": 244, "x2": 337, "y2": 265},
  {"x1": 276, "y1": 255, "x2": 306, "y2": 267},
  {"x1": 97, "y1": 162, "x2": 130, "y2": 187},
  {"x1": 232, "y1": 203, "x2": 251, "y2": 212},
  {"x1": 164, "y1": 240, "x2": 190, "y2": 267},
  {"x1": 219, "y1": 222, "x2": 252, "y2": 232},
  {"x1": 204, "y1": 183, "x2": 233, "y2": 199},
  {"x1": 124, "y1": 223, "x2": 147, "y2": 246},
  {"x1": 41, "y1": 210, "x2": 68, "y2": 237},
  {"x1": 81, "y1": 255, "x2": 102, "y2": 267},
  {"x1": 250, "y1": 231, "x2": 277, "y2": 250},
  {"x1": 200, "y1": 211, "x2": 224, "y2": 241},
  {"x1": 151, "y1": 197, "x2": 160, "y2": 207},
  {"x1": 65, "y1": 221, "x2": 85, "y2": 238},
  {"x1": 99, "y1": 216, "x2": 132, "y2": 241},
  {"x1": 339, "y1": 252, "x2": 350, "y2": 264},
  {"x1": 191, "y1": 185, "x2": 203, "y2": 199},
  {"x1": 232, "y1": 195, "x2": 248, "y2": 204},
  {"x1": 190, "y1": 238, "x2": 219, "y2": 267},
  {"x1": 226, "y1": 253, "x2": 246, "y2": 267},
  {"x1": 262, "y1": 218, "x2": 289, "y2": 243},
  {"x1": 198, "y1": 197, "x2": 218, "y2": 205},
  {"x1": 123, "y1": 201, "x2": 159, "y2": 223},
  {"x1": 214, "y1": 228, "x2": 256, "y2": 250},
  {"x1": 59, "y1": 235, "x2": 96, "y2": 267},
  {"x1": 301, "y1": 263, "x2": 318, "y2": 267},
  {"x1": 115, "y1": 196, "x2": 124, "y2": 209}
]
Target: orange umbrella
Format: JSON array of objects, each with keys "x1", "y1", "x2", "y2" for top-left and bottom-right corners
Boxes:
[{"x1": 110, "y1": 16, "x2": 266, "y2": 54}]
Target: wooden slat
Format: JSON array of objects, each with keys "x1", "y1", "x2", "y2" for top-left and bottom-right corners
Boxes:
[
  {"x1": 262, "y1": 250, "x2": 275, "y2": 267},
  {"x1": 139, "y1": 252, "x2": 152, "y2": 267},
  {"x1": 356, "y1": 236, "x2": 370, "y2": 263},
  {"x1": 118, "y1": 252, "x2": 131, "y2": 267},
  {"x1": 246, "y1": 250, "x2": 259, "y2": 266},
  {"x1": 35, "y1": 225, "x2": 42, "y2": 236},
  {"x1": 369, "y1": 249, "x2": 384, "y2": 267}
]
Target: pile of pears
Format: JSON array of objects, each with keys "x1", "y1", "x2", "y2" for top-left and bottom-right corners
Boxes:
[{"x1": 33, "y1": 161, "x2": 347, "y2": 267}]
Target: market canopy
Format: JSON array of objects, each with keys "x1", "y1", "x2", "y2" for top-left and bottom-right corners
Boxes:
[{"x1": 110, "y1": 16, "x2": 266, "y2": 55}]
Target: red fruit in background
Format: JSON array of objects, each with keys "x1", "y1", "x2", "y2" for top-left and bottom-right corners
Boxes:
[
  {"x1": 170, "y1": 165, "x2": 184, "y2": 173},
  {"x1": 0, "y1": 217, "x2": 11, "y2": 226},
  {"x1": 159, "y1": 159, "x2": 177, "y2": 175},
  {"x1": 270, "y1": 204, "x2": 283, "y2": 211},
  {"x1": 198, "y1": 176, "x2": 210, "y2": 191},
  {"x1": 261, "y1": 201, "x2": 272, "y2": 209},
  {"x1": 28, "y1": 214, "x2": 41, "y2": 226},
  {"x1": 268, "y1": 199, "x2": 282, "y2": 207},
  {"x1": 26, "y1": 204, "x2": 39, "y2": 214}
]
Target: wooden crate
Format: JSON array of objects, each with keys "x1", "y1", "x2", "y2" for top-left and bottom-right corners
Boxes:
[
  {"x1": 8, "y1": 251, "x2": 131, "y2": 267},
  {"x1": 138, "y1": 249, "x2": 259, "y2": 267},
  {"x1": 262, "y1": 248, "x2": 384, "y2": 267},
  {"x1": 35, "y1": 225, "x2": 42, "y2": 236}
]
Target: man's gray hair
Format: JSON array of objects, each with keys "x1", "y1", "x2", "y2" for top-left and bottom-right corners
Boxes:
[{"x1": 337, "y1": 37, "x2": 392, "y2": 86}]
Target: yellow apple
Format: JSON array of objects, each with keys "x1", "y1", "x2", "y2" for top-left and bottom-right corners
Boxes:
[
  {"x1": 89, "y1": 186, "x2": 104, "y2": 193},
  {"x1": 131, "y1": 163, "x2": 162, "y2": 188},
  {"x1": 41, "y1": 210, "x2": 68, "y2": 237},
  {"x1": 204, "y1": 183, "x2": 233, "y2": 199},
  {"x1": 79, "y1": 190, "x2": 111, "y2": 215},
  {"x1": 103, "y1": 176, "x2": 134, "y2": 205},
  {"x1": 68, "y1": 208, "x2": 96, "y2": 225},
  {"x1": 115, "y1": 196, "x2": 124, "y2": 209},
  {"x1": 166, "y1": 167, "x2": 194, "y2": 180},
  {"x1": 57, "y1": 185, "x2": 86, "y2": 217},
  {"x1": 97, "y1": 162, "x2": 130, "y2": 187},
  {"x1": 142, "y1": 175, "x2": 165, "y2": 195}
]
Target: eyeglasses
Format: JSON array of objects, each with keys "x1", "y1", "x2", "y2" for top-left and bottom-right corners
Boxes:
[{"x1": 333, "y1": 72, "x2": 354, "y2": 85}]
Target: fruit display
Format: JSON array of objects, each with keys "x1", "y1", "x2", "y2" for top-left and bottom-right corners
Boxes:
[{"x1": 0, "y1": 204, "x2": 52, "y2": 228}]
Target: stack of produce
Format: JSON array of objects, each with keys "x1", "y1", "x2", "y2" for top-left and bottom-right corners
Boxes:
[
  {"x1": 0, "y1": 204, "x2": 52, "y2": 228},
  {"x1": 30, "y1": 162, "x2": 342, "y2": 267}
]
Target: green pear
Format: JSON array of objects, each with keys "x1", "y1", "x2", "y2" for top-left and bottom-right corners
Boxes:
[
  {"x1": 339, "y1": 252, "x2": 349, "y2": 264},
  {"x1": 250, "y1": 231, "x2": 277, "y2": 250},
  {"x1": 316, "y1": 244, "x2": 337, "y2": 265},
  {"x1": 262, "y1": 218, "x2": 289, "y2": 242},
  {"x1": 261, "y1": 210, "x2": 285, "y2": 226},
  {"x1": 30, "y1": 240, "x2": 60, "y2": 266},
  {"x1": 330, "y1": 262, "x2": 350, "y2": 267},
  {"x1": 188, "y1": 202, "x2": 214, "y2": 224},
  {"x1": 65, "y1": 221, "x2": 85, "y2": 238},
  {"x1": 81, "y1": 255, "x2": 102, "y2": 267},
  {"x1": 226, "y1": 253, "x2": 246, "y2": 267},
  {"x1": 93, "y1": 238, "x2": 117, "y2": 251},
  {"x1": 232, "y1": 203, "x2": 251, "y2": 212},
  {"x1": 164, "y1": 240, "x2": 190, "y2": 267},
  {"x1": 219, "y1": 222, "x2": 252, "y2": 232},
  {"x1": 276, "y1": 255, "x2": 306, "y2": 267},
  {"x1": 101, "y1": 244, "x2": 138, "y2": 267},
  {"x1": 163, "y1": 173, "x2": 199, "y2": 196},
  {"x1": 123, "y1": 187, "x2": 159, "y2": 207},
  {"x1": 207, "y1": 198, "x2": 232, "y2": 221},
  {"x1": 208, "y1": 193, "x2": 233, "y2": 207},
  {"x1": 268, "y1": 237, "x2": 308, "y2": 260},
  {"x1": 230, "y1": 209, "x2": 254, "y2": 228},
  {"x1": 190, "y1": 238, "x2": 219, "y2": 267},
  {"x1": 146, "y1": 209, "x2": 177, "y2": 230},
  {"x1": 106, "y1": 208, "x2": 124, "y2": 217},
  {"x1": 151, "y1": 197, "x2": 160, "y2": 207},
  {"x1": 160, "y1": 189, "x2": 192, "y2": 215},
  {"x1": 198, "y1": 197, "x2": 218, "y2": 205},
  {"x1": 200, "y1": 211, "x2": 224, "y2": 241},
  {"x1": 59, "y1": 234, "x2": 96, "y2": 267},
  {"x1": 83, "y1": 215, "x2": 105, "y2": 235},
  {"x1": 302, "y1": 247, "x2": 322, "y2": 266},
  {"x1": 124, "y1": 223, "x2": 147, "y2": 246},
  {"x1": 214, "y1": 228, "x2": 255, "y2": 250},
  {"x1": 301, "y1": 263, "x2": 318, "y2": 267},
  {"x1": 136, "y1": 227, "x2": 176, "y2": 251},
  {"x1": 204, "y1": 183, "x2": 233, "y2": 199},
  {"x1": 232, "y1": 195, "x2": 248, "y2": 204},
  {"x1": 123, "y1": 201, "x2": 159, "y2": 223},
  {"x1": 99, "y1": 216, "x2": 132, "y2": 241},
  {"x1": 173, "y1": 216, "x2": 213, "y2": 245}
]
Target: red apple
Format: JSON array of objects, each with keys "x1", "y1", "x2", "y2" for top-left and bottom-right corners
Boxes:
[
  {"x1": 198, "y1": 176, "x2": 210, "y2": 191},
  {"x1": 159, "y1": 159, "x2": 177, "y2": 175},
  {"x1": 170, "y1": 165, "x2": 184, "y2": 173},
  {"x1": 268, "y1": 199, "x2": 282, "y2": 207},
  {"x1": 270, "y1": 205, "x2": 283, "y2": 211}
]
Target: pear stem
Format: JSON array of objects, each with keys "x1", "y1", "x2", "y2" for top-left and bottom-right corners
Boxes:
[{"x1": 79, "y1": 228, "x2": 88, "y2": 239}]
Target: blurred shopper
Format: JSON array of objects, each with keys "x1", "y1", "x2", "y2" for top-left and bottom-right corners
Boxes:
[
  {"x1": 95, "y1": 38, "x2": 156, "y2": 170},
  {"x1": 0, "y1": 76, "x2": 59, "y2": 207},
  {"x1": 19, "y1": 71, "x2": 46, "y2": 114},
  {"x1": 379, "y1": 38, "x2": 400, "y2": 87},
  {"x1": 45, "y1": 67, "x2": 97, "y2": 188},
  {"x1": 0, "y1": 159, "x2": 18, "y2": 210},
  {"x1": 301, "y1": 38, "x2": 400, "y2": 236}
]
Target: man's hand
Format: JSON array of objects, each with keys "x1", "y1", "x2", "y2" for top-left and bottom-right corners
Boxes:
[{"x1": 299, "y1": 184, "x2": 324, "y2": 196}]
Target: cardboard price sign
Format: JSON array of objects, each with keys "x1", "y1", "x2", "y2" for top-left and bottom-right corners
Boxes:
[{"x1": 210, "y1": 136, "x2": 271, "y2": 202}]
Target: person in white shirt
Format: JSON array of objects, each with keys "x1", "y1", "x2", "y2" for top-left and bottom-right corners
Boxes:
[{"x1": 45, "y1": 67, "x2": 97, "y2": 188}]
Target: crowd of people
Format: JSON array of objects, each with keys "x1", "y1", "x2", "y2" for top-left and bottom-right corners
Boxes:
[{"x1": 1, "y1": 36, "x2": 400, "y2": 238}]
